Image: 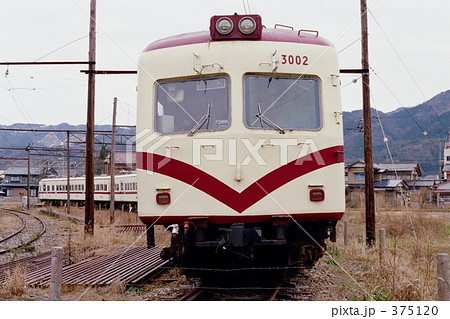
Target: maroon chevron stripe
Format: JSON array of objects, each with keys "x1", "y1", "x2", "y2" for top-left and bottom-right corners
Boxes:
[{"x1": 137, "y1": 145, "x2": 343, "y2": 213}]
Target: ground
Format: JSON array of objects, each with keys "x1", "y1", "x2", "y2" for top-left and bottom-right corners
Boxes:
[{"x1": 0, "y1": 205, "x2": 448, "y2": 301}]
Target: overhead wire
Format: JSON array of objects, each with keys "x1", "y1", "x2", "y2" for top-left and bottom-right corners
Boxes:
[
  {"x1": 33, "y1": 34, "x2": 89, "y2": 62},
  {"x1": 337, "y1": 37, "x2": 361, "y2": 54},
  {"x1": 3, "y1": 74, "x2": 35, "y2": 126},
  {"x1": 368, "y1": 9, "x2": 448, "y2": 138},
  {"x1": 369, "y1": 66, "x2": 443, "y2": 158},
  {"x1": 242, "y1": 0, "x2": 251, "y2": 14},
  {"x1": 1, "y1": 33, "x2": 90, "y2": 127},
  {"x1": 366, "y1": 91, "x2": 418, "y2": 239}
]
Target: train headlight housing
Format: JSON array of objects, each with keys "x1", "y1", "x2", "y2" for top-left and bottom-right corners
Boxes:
[
  {"x1": 238, "y1": 17, "x2": 256, "y2": 34},
  {"x1": 216, "y1": 17, "x2": 234, "y2": 35},
  {"x1": 210, "y1": 14, "x2": 262, "y2": 40}
]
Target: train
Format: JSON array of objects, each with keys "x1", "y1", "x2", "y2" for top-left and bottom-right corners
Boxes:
[
  {"x1": 136, "y1": 13, "x2": 345, "y2": 275},
  {"x1": 38, "y1": 173, "x2": 138, "y2": 210}
]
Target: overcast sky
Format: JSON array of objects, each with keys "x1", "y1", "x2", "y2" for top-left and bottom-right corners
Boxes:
[{"x1": 1, "y1": 0, "x2": 449, "y2": 126}]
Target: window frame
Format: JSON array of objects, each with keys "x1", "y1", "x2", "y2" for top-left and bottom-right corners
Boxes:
[
  {"x1": 243, "y1": 73, "x2": 323, "y2": 132},
  {"x1": 154, "y1": 75, "x2": 231, "y2": 135}
]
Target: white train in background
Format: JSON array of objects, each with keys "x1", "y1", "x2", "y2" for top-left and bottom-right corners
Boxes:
[{"x1": 38, "y1": 173, "x2": 137, "y2": 210}]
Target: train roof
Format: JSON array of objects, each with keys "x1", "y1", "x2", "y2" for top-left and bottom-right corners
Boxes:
[
  {"x1": 40, "y1": 173, "x2": 136, "y2": 182},
  {"x1": 143, "y1": 28, "x2": 333, "y2": 52}
]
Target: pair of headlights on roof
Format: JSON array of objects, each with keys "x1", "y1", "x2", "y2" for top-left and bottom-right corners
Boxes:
[{"x1": 216, "y1": 16, "x2": 257, "y2": 35}]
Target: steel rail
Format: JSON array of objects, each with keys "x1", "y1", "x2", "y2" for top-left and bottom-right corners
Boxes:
[
  {"x1": 25, "y1": 246, "x2": 168, "y2": 286},
  {"x1": 0, "y1": 208, "x2": 46, "y2": 255},
  {"x1": 267, "y1": 286, "x2": 282, "y2": 301},
  {"x1": 0, "y1": 209, "x2": 26, "y2": 244},
  {"x1": 177, "y1": 287, "x2": 206, "y2": 301}
]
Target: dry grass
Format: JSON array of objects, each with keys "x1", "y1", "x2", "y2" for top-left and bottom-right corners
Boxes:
[
  {"x1": 58, "y1": 207, "x2": 171, "y2": 262},
  {"x1": 323, "y1": 209, "x2": 450, "y2": 301},
  {"x1": 0, "y1": 264, "x2": 28, "y2": 297},
  {"x1": 2, "y1": 203, "x2": 447, "y2": 301}
]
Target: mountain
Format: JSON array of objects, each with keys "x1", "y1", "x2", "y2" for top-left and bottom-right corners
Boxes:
[
  {"x1": 1, "y1": 90, "x2": 449, "y2": 177},
  {"x1": 0, "y1": 123, "x2": 135, "y2": 174},
  {"x1": 343, "y1": 90, "x2": 450, "y2": 176}
]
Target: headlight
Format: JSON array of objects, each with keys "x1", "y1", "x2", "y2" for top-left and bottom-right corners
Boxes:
[
  {"x1": 216, "y1": 17, "x2": 234, "y2": 35},
  {"x1": 238, "y1": 17, "x2": 256, "y2": 34}
]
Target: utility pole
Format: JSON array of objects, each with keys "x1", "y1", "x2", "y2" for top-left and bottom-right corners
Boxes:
[
  {"x1": 66, "y1": 130, "x2": 71, "y2": 214},
  {"x1": 85, "y1": 0, "x2": 96, "y2": 235},
  {"x1": 26, "y1": 144, "x2": 31, "y2": 210},
  {"x1": 361, "y1": 0, "x2": 376, "y2": 246},
  {"x1": 110, "y1": 97, "x2": 117, "y2": 224}
]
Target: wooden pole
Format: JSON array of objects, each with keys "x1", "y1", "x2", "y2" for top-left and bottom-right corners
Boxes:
[
  {"x1": 85, "y1": 0, "x2": 96, "y2": 235},
  {"x1": 437, "y1": 253, "x2": 449, "y2": 301},
  {"x1": 361, "y1": 0, "x2": 376, "y2": 247},
  {"x1": 26, "y1": 144, "x2": 30, "y2": 210},
  {"x1": 344, "y1": 221, "x2": 349, "y2": 246},
  {"x1": 379, "y1": 228, "x2": 386, "y2": 262},
  {"x1": 146, "y1": 224, "x2": 155, "y2": 248},
  {"x1": 50, "y1": 247, "x2": 63, "y2": 301},
  {"x1": 110, "y1": 97, "x2": 117, "y2": 224},
  {"x1": 66, "y1": 130, "x2": 71, "y2": 214},
  {"x1": 362, "y1": 230, "x2": 366, "y2": 254}
]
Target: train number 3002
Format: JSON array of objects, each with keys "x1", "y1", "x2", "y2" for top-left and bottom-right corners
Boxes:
[{"x1": 281, "y1": 54, "x2": 309, "y2": 66}]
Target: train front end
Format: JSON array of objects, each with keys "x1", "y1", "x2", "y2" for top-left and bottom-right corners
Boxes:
[{"x1": 137, "y1": 14, "x2": 345, "y2": 274}]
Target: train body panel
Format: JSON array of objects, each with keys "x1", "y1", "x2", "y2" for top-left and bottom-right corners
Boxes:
[
  {"x1": 136, "y1": 14, "x2": 345, "y2": 273},
  {"x1": 137, "y1": 29, "x2": 344, "y2": 220}
]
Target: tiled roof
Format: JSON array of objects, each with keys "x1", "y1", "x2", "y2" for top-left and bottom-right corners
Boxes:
[
  {"x1": 4, "y1": 167, "x2": 42, "y2": 176},
  {"x1": 374, "y1": 163, "x2": 418, "y2": 172},
  {"x1": 405, "y1": 180, "x2": 436, "y2": 187},
  {"x1": 436, "y1": 181, "x2": 450, "y2": 192},
  {"x1": 374, "y1": 179, "x2": 404, "y2": 188}
]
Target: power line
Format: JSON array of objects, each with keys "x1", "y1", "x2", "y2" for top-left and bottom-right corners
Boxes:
[
  {"x1": 369, "y1": 66, "x2": 443, "y2": 157},
  {"x1": 368, "y1": 9, "x2": 448, "y2": 138},
  {"x1": 0, "y1": 61, "x2": 91, "y2": 66},
  {"x1": 33, "y1": 35, "x2": 90, "y2": 62},
  {"x1": 3, "y1": 74, "x2": 36, "y2": 130}
]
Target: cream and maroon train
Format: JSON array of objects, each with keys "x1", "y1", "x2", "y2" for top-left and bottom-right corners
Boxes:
[
  {"x1": 137, "y1": 14, "x2": 345, "y2": 273},
  {"x1": 38, "y1": 173, "x2": 137, "y2": 210}
]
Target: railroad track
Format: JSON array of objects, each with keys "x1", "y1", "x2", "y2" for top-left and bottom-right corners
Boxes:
[
  {"x1": 0, "y1": 246, "x2": 169, "y2": 287},
  {"x1": 0, "y1": 208, "x2": 46, "y2": 255},
  {"x1": 174, "y1": 272, "x2": 315, "y2": 301},
  {"x1": 99, "y1": 224, "x2": 146, "y2": 235}
]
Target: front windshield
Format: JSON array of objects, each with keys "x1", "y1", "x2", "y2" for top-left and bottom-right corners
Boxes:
[
  {"x1": 244, "y1": 75, "x2": 321, "y2": 131},
  {"x1": 155, "y1": 77, "x2": 230, "y2": 134}
]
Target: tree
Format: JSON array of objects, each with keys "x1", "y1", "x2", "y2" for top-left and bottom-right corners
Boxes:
[{"x1": 95, "y1": 144, "x2": 110, "y2": 175}]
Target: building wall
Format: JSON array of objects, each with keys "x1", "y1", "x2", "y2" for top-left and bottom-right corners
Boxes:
[
  {"x1": 347, "y1": 166, "x2": 365, "y2": 185},
  {"x1": 3, "y1": 187, "x2": 38, "y2": 198},
  {"x1": 444, "y1": 143, "x2": 450, "y2": 180}
]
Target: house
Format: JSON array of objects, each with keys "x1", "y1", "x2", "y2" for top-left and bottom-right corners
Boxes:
[
  {"x1": 442, "y1": 142, "x2": 450, "y2": 181},
  {"x1": 0, "y1": 166, "x2": 57, "y2": 198},
  {"x1": 345, "y1": 161, "x2": 422, "y2": 207},
  {"x1": 345, "y1": 161, "x2": 366, "y2": 188},
  {"x1": 374, "y1": 163, "x2": 422, "y2": 181},
  {"x1": 104, "y1": 151, "x2": 136, "y2": 175},
  {"x1": 346, "y1": 161, "x2": 421, "y2": 187},
  {"x1": 435, "y1": 181, "x2": 450, "y2": 206},
  {"x1": 374, "y1": 179, "x2": 409, "y2": 207}
]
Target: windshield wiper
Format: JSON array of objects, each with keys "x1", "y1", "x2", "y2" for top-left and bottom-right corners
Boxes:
[
  {"x1": 256, "y1": 102, "x2": 285, "y2": 134},
  {"x1": 188, "y1": 102, "x2": 211, "y2": 136}
]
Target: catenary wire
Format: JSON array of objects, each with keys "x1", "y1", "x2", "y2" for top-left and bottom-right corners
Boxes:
[{"x1": 368, "y1": 9, "x2": 448, "y2": 138}]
